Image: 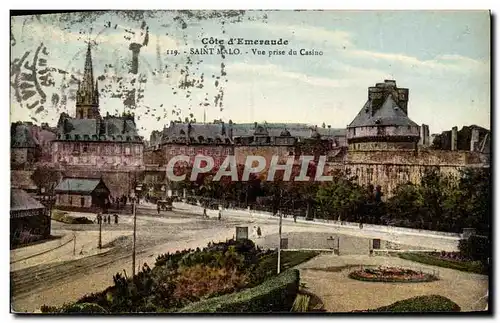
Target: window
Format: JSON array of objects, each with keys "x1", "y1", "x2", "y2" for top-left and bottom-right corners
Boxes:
[
  {"x1": 81, "y1": 197, "x2": 85, "y2": 207},
  {"x1": 135, "y1": 145, "x2": 141, "y2": 154},
  {"x1": 115, "y1": 145, "x2": 121, "y2": 154},
  {"x1": 125, "y1": 147, "x2": 131, "y2": 155},
  {"x1": 82, "y1": 143, "x2": 88, "y2": 153},
  {"x1": 73, "y1": 143, "x2": 80, "y2": 153}
]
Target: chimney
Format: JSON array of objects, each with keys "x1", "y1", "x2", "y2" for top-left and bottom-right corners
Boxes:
[
  {"x1": 419, "y1": 125, "x2": 424, "y2": 146},
  {"x1": 96, "y1": 116, "x2": 101, "y2": 136},
  {"x1": 423, "y1": 124, "x2": 430, "y2": 146},
  {"x1": 419, "y1": 124, "x2": 430, "y2": 146},
  {"x1": 470, "y1": 127, "x2": 480, "y2": 151},
  {"x1": 451, "y1": 126, "x2": 458, "y2": 151},
  {"x1": 228, "y1": 120, "x2": 233, "y2": 139}
]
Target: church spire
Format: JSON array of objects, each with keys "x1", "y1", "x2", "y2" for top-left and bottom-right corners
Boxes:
[{"x1": 76, "y1": 42, "x2": 100, "y2": 119}]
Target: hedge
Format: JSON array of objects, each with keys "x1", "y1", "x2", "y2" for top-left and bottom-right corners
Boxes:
[
  {"x1": 178, "y1": 269, "x2": 300, "y2": 313},
  {"x1": 356, "y1": 295, "x2": 461, "y2": 312},
  {"x1": 41, "y1": 302, "x2": 108, "y2": 314}
]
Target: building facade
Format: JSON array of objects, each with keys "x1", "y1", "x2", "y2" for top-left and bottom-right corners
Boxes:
[
  {"x1": 54, "y1": 177, "x2": 111, "y2": 211},
  {"x1": 11, "y1": 189, "x2": 50, "y2": 247},
  {"x1": 50, "y1": 44, "x2": 144, "y2": 197}
]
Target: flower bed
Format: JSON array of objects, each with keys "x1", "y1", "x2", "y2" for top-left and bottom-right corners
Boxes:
[{"x1": 348, "y1": 266, "x2": 438, "y2": 283}]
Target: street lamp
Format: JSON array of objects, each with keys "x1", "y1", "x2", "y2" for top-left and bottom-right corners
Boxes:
[
  {"x1": 131, "y1": 185, "x2": 140, "y2": 276},
  {"x1": 277, "y1": 188, "x2": 283, "y2": 274}
]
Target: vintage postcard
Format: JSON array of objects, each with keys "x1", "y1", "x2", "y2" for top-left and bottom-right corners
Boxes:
[{"x1": 9, "y1": 10, "x2": 490, "y2": 314}]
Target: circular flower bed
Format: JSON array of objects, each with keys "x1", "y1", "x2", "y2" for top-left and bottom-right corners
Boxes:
[{"x1": 348, "y1": 266, "x2": 438, "y2": 283}]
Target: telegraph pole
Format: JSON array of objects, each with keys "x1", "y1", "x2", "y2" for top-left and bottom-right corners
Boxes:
[
  {"x1": 73, "y1": 231, "x2": 76, "y2": 256},
  {"x1": 277, "y1": 188, "x2": 283, "y2": 274},
  {"x1": 132, "y1": 195, "x2": 137, "y2": 276},
  {"x1": 98, "y1": 216, "x2": 102, "y2": 249}
]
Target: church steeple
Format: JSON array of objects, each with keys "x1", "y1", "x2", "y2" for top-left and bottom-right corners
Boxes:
[{"x1": 76, "y1": 42, "x2": 100, "y2": 119}]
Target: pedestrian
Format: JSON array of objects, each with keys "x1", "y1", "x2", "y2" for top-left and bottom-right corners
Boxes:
[
  {"x1": 107, "y1": 214, "x2": 111, "y2": 224},
  {"x1": 96, "y1": 213, "x2": 102, "y2": 225},
  {"x1": 293, "y1": 214, "x2": 297, "y2": 223},
  {"x1": 218, "y1": 210, "x2": 222, "y2": 221},
  {"x1": 114, "y1": 213, "x2": 119, "y2": 224},
  {"x1": 257, "y1": 226, "x2": 262, "y2": 238},
  {"x1": 157, "y1": 202, "x2": 161, "y2": 214},
  {"x1": 203, "y1": 208, "x2": 208, "y2": 218}
]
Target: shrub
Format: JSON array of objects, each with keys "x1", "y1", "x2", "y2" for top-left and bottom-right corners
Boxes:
[
  {"x1": 41, "y1": 302, "x2": 108, "y2": 313},
  {"x1": 357, "y1": 295, "x2": 461, "y2": 312},
  {"x1": 458, "y1": 235, "x2": 490, "y2": 263},
  {"x1": 178, "y1": 269, "x2": 300, "y2": 313},
  {"x1": 173, "y1": 264, "x2": 249, "y2": 305},
  {"x1": 51, "y1": 210, "x2": 93, "y2": 224}
]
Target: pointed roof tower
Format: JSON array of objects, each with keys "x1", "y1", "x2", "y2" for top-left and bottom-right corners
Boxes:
[{"x1": 76, "y1": 42, "x2": 100, "y2": 119}]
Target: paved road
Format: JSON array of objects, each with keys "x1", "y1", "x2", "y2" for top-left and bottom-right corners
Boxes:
[{"x1": 10, "y1": 203, "x2": 461, "y2": 312}]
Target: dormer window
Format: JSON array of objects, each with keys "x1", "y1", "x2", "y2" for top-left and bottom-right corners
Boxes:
[{"x1": 180, "y1": 129, "x2": 186, "y2": 135}]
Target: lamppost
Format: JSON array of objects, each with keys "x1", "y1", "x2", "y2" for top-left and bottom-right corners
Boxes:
[
  {"x1": 277, "y1": 187, "x2": 283, "y2": 274},
  {"x1": 98, "y1": 214, "x2": 102, "y2": 249},
  {"x1": 131, "y1": 185, "x2": 140, "y2": 276}
]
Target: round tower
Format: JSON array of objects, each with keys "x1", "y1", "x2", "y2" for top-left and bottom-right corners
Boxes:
[{"x1": 347, "y1": 80, "x2": 420, "y2": 151}]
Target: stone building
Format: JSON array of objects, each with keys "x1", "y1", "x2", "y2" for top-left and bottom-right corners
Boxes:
[
  {"x1": 11, "y1": 122, "x2": 40, "y2": 167},
  {"x1": 340, "y1": 80, "x2": 489, "y2": 197},
  {"x1": 54, "y1": 177, "x2": 110, "y2": 211},
  {"x1": 51, "y1": 44, "x2": 144, "y2": 197},
  {"x1": 11, "y1": 188, "x2": 50, "y2": 247}
]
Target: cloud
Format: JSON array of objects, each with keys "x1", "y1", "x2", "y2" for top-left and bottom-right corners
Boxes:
[
  {"x1": 225, "y1": 62, "x2": 358, "y2": 88},
  {"x1": 245, "y1": 22, "x2": 353, "y2": 48},
  {"x1": 346, "y1": 49, "x2": 489, "y2": 75}
]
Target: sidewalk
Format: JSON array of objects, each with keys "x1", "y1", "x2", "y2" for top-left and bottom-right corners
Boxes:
[{"x1": 10, "y1": 226, "x2": 132, "y2": 272}]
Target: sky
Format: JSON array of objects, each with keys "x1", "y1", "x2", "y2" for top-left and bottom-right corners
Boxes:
[{"x1": 10, "y1": 10, "x2": 490, "y2": 138}]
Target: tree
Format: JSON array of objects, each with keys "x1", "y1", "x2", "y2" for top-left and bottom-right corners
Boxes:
[
  {"x1": 386, "y1": 183, "x2": 426, "y2": 228},
  {"x1": 31, "y1": 166, "x2": 62, "y2": 194},
  {"x1": 315, "y1": 172, "x2": 365, "y2": 221}
]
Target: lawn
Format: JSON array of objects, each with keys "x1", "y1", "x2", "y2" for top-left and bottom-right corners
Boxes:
[{"x1": 398, "y1": 252, "x2": 486, "y2": 275}]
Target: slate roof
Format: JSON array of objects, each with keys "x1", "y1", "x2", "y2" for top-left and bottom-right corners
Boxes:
[
  {"x1": 162, "y1": 123, "x2": 232, "y2": 143},
  {"x1": 56, "y1": 115, "x2": 142, "y2": 142},
  {"x1": 349, "y1": 94, "x2": 418, "y2": 128},
  {"x1": 11, "y1": 189, "x2": 45, "y2": 212},
  {"x1": 54, "y1": 178, "x2": 103, "y2": 194},
  {"x1": 229, "y1": 123, "x2": 345, "y2": 138},
  {"x1": 160, "y1": 122, "x2": 346, "y2": 144},
  {"x1": 11, "y1": 123, "x2": 38, "y2": 148}
]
